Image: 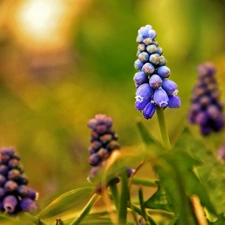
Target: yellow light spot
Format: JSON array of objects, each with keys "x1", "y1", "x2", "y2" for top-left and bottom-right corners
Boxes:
[{"x1": 15, "y1": 0, "x2": 66, "y2": 46}]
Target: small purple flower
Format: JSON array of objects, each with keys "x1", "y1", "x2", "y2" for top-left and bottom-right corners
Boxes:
[
  {"x1": 195, "y1": 112, "x2": 209, "y2": 125},
  {"x1": 207, "y1": 105, "x2": 221, "y2": 119},
  {"x1": 133, "y1": 71, "x2": 148, "y2": 86},
  {"x1": 138, "y1": 44, "x2": 145, "y2": 52},
  {"x1": 136, "y1": 34, "x2": 144, "y2": 43},
  {"x1": 200, "y1": 125, "x2": 211, "y2": 136},
  {"x1": 146, "y1": 45, "x2": 157, "y2": 54},
  {"x1": 162, "y1": 79, "x2": 178, "y2": 96},
  {"x1": 148, "y1": 29, "x2": 157, "y2": 39},
  {"x1": 156, "y1": 47, "x2": 163, "y2": 55},
  {"x1": 4, "y1": 180, "x2": 18, "y2": 193},
  {"x1": 212, "y1": 116, "x2": 224, "y2": 131},
  {"x1": 134, "y1": 59, "x2": 144, "y2": 70},
  {"x1": 138, "y1": 52, "x2": 149, "y2": 63},
  {"x1": 168, "y1": 96, "x2": 181, "y2": 108},
  {"x1": 20, "y1": 198, "x2": 38, "y2": 213},
  {"x1": 0, "y1": 187, "x2": 5, "y2": 199},
  {"x1": 138, "y1": 25, "x2": 153, "y2": 38},
  {"x1": 135, "y1": 98, "x2": 150, "y2": 111},
  {"x1": 135, "y1": 83, "x2": 153, "y2": 102},
  {"x1": 159, "y1": 56, "x2": 167, "y2": 66},
  {"x1": 143, "y1": 38, "x2": 153, "y2": 45},
  {"x1": 149, "y1": 74, "x2": 163, "y2": 89},
  {"x1": 143, "y1": 102, "x2": 156, "y2": 119},
  {"x1": 157, "y1": 66, "x2": 170, "y2": 79},
  {"x1": 149, "y1": 54, "x2": 160, "y2": 65},
  {"x1": 3, "y1": 195, "x2": 18, "y2": 214},
  {"x1": 142, "y1": 62, "x2": 155, "y2": 75},
  {"x1": 0, "y1": 174, "x2": 6, "y2": 186},
  {"x1": 153, "y1": 88, "x2": 169, "y2": 108},
  {"x1": 88, "y1": 154, "x2": 101, "y2": 167}
]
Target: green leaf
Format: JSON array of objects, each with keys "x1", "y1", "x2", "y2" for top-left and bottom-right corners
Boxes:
[
  {"x1": 151, "y1": 150, "x2": 205, "y2": 225},
  {"x1": 69, "y1": 193, "x2": 101, "y2": 225},
  {"x1": 0, "y1": 214, "x2": 25, "y2": 225},
  {"x1": 174, "y1": 127, "x2": 225, "y2": 215},
  {"x1": 136, "y1": 120, "x2": 161, "y2": 147},
  {"x1": 208, "y1": 214, "x2": 225, "y2": 225},
  {"x1": 144, "y1": 182, "x2": 172, "y2": 212},
  {"x1": 39, "y1": 187, "x2": 94, "y2": 219},
  {"x1": 147, "y1": 215, "x2": 158, "y2": 225}
]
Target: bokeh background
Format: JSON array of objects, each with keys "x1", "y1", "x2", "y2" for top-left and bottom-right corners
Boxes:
[{"x1": 0, "y1": 0, "x2": 225, "y2": 209}]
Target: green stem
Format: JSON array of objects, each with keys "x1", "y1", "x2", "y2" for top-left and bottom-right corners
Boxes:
[
  {"x1": 129, "y1": 204, "x2": 174, "y2": 220},
  {"x1": 69, "y1": 193, "x2": 101, "y2": 225},
  {"x1": 128, "y1": 201, "x2": 139, "y2": 225},
  {"x1": 118, "y1": 167, "x2": 129, "y2": 225},
  {"x1": 156, "y1": 106, "x2": 171, "y2": 150},
  {"x1": 138, "y1": 185, "x2": 150, "y2": 225},
  {"x1": 131, "y1": 178, "x2": 158, "y2": 187},
  {"x1": 109, "y1": 183, "x2": 119, "y2": 212}
]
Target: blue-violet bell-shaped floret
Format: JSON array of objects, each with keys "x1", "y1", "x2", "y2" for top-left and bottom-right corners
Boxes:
[
  {"x1": 149, "y1": 74, "x2": 163, "y2": 89},
  {"x1": 149, "y1": 54, "x2": 160, "y2": 65},
  {"x1": 153, "y1": 88, "x2": 169, "y2": 108},
  {"x1": 143, "y1": 102, "x2": 156, "y2": 119},
  {"x1": 168, "y1": 96, "x2": 181, "y2": 108},
  {"x1": 157, "y1": 66, "x2": 170, "y2": 79},
  {"x1": 135, "y1": 98, "x2": 150, "y2": 111},
  {"x1": 148, "y1": 29, "x2": 157, "y2": 39},
  {"x1": 20, "y1": 198, "x2": 38, "y2": 213},
  {"x1": 3, "y1": 195, "x2": 18, "y2": 214},
  {"x1": 138, "y1": 52, "x2": 149, "y2": 63},
  {"x1": 134, "y1": 59, "x2": 144, "y2": 70},
  {"x1": 138, "y1": 25, "x2": 153, "y2": 38},
  {"x1": 146, "y1": 45, "x2": 157, "y2": 54},
  {"x1": 133, "y1": 71, "x2": 148, "y2": 87},
  {"x1": 135, "y1": 83, "x2": 153, "y2": 102},
  {"x1": 162, "y1": 79, "x2": 178, "y2": 96},
  {"x1": 142, "y1": 62, "x2": 155, "y2": 75}
]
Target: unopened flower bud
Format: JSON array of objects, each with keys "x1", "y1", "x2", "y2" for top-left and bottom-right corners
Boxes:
[{"x1": 153, "y1": 88, "x2": 169, "y2": 108}]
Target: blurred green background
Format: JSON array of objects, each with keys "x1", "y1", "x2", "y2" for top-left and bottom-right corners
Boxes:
[{"x1": 0, "y1": 0, "x2": 225, "y2": 209}]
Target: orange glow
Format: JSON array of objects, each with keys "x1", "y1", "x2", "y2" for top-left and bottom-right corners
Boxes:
[
  {"x1": 18, "y1": 0, "x2": 61, "y2": 39},
  {"x1": 13, "y1": 0, "x2": 69, "y2": 49}
]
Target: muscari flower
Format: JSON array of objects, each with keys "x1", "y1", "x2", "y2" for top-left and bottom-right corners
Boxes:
[
  {"x1": 0, "y1": 147, "x2": 38, "y2": 215},
  {"x1": 188, "y1": 62, "x2": 224, "y2": 136},
  {"x1": 87, "y1": 114, "x2": 134, "y2": 193},
  {"x1": 134, "y1": 24, "x2": 181, "y2": 119}
]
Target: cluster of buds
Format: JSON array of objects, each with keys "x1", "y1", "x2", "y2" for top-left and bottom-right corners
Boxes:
[
  {"x1": 87, "y1": 114, "x2": 133, "y2": 191},
  {"x1": 188, "y1": 62, "x2": 224, "y2": 135},
  {"x1": 0, "y1": 147, "x2": 38, "y2": 214},
  {"x1": 134, "y1": 25, "x2": 181, "y2": 119}
]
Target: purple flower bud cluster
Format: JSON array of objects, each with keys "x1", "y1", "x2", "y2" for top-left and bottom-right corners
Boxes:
[
  {"x1": 134, "y1": 25, "x2": 181, "y2": 119},
  {"x1": 0, "y1": 147, "x2": 38, "y2": 214},
  {"x1": 188, "y1": 62, "x2": 224, "y2": 136},
  {"x1": 87, "y1": 114, "x2": 134, "y2": 192}
]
